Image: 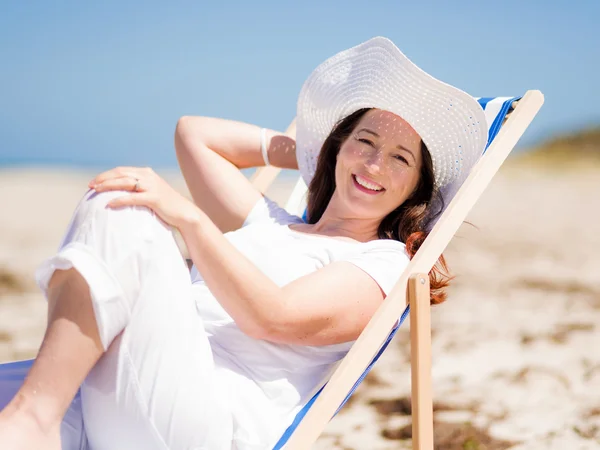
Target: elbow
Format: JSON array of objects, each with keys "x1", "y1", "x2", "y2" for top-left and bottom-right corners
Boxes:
[
  {"x1": 239, "y1": 311, "x2": 290, "y2": 343},
  {"x1": 250, "y1": 320, "x2": 316, "y2": 345},
  {"x1": 176, "y1": 115, "x2": 196, "y2": 132},
  {"x1": 234, "y1": 292, "x2": 296, "y2": 343},
  {"x1": 241, "y1": 324, "x2": 270, "y2": 341},
  {"x1": 239, "y1": 317, "x2": 279, "y2": 342},
  {"x1": 174, "y1": 116, "x2": 205, "y2": 155}
]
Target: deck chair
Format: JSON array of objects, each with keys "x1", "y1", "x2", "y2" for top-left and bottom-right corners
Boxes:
[
  {"x1": 0, "y1": 91, "x2": 544, "y2": 449},
  {"x1": 251, "y1": 91, "x2": 544, "y2": 449}
]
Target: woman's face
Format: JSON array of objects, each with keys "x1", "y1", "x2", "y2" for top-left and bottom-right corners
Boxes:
[{"x1": 334, "y1": 109, "x2": 423, "y2": 219}]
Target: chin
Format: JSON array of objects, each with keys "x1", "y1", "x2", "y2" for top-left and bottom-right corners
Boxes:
[{"x1": 346, "y1": 202, "x2": 388, "y2": 220}]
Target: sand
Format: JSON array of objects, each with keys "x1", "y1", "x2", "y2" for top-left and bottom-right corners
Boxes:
[{"x1": 1, "y1": 165, "x2": 599, "y2": 449}]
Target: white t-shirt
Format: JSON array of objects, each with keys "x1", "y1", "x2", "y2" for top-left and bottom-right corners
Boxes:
[{"x1": 190, "y1": 196, "x2": 410, "y2": 449}]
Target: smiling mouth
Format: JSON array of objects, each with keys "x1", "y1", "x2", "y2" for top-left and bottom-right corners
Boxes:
[{"x1": 352, "y1": 174, "x2": 385, "y2": 194}]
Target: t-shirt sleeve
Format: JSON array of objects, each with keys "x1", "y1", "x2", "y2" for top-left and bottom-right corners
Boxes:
[
  {"x1": 242, "y1": 195, "x2": 304, "y2": 228},
  {"x1": 342, "y1": 243, "x2": 411, "y2": 296}
]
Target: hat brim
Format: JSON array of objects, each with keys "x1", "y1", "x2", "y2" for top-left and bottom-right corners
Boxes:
[{"x1": 296, "y1": 36, "x2": 488, "y2": 196}]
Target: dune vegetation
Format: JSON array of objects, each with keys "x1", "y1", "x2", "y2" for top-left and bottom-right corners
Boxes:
[{"x1": 508, "y1": 126, "x2": 600, "y2": 169}]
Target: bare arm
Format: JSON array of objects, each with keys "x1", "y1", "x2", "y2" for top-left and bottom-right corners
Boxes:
[
  {"x1": 179, "y1": 209, "x2": 385, "y2": 346},
  {"x1": 92, "y1": 157, "x2": 385, "y2": 346},
  {"x1": 174, "y1": 117, "x2": 385, "y2": 345},
  {"x1": 174, "y1": 116, "x2": 297, "y2": 232}
]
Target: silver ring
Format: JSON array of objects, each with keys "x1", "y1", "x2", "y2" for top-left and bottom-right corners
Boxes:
[{"x1": 133, "y1": 178, "x2": 140, "y2": 192}]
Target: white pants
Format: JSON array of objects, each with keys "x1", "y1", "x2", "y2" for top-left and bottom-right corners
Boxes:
[{"x1": 36, "y1": 190, "x2": 233, "y2": 450}]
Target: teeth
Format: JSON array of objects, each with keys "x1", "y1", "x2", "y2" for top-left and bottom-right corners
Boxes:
[{"x1": 355, "y1": 175, "x2": 383, "y2": 191}]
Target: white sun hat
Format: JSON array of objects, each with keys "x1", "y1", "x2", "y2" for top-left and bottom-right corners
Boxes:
[{"x1": 296, "y1": 36, "x2": 488, "y2": 201}]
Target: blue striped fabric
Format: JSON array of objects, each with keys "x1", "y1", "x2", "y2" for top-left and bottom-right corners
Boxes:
[
  {"x1": 271, "y1": 95, "x2": 521, "y2": 449},
  {"x1": 477, "y1": 97, "x2": 521, "y2": 149},
  {"x1": 477, "y1": 97, "x2": 496, "y2": 111},
  {"x1": 271, "y1": 306, "x2": 411, "y2": 450}
]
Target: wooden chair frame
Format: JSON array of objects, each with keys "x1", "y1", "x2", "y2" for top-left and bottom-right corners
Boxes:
[{"x1": 250, "y1": 90, "x2": 544, "y2": 449}]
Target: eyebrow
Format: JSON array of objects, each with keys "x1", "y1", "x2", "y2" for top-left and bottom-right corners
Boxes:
[{"x1": 356, "y1": 128, "x2": 417, "y2": 162}]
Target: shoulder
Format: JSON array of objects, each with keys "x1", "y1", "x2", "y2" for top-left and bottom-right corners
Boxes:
[
  {"x1": 338, "y1": 239, "x2": 410, "y2": 296},
  {"x1": 352, "y1": 238, "x2": 409, "y2": 262},
  {"x1": 242, "y1": 195, "x2": 304, "y2": 228},
  {"x1": 362, "y1": 238, "x2": 408, "y2": 253}
]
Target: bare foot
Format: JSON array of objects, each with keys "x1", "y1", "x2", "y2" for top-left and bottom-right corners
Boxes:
[{"x1": 0, "y1": 411, "x2": 61, "y2": 450}]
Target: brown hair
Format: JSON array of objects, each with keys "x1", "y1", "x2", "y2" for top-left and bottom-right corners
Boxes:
[{"x1": 306, "y1": 108, "x2": 451, "y2": 305}]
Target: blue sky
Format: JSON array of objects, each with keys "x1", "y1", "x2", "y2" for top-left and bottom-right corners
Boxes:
[{"x1": 0, "y1": 0, "x2": 598, "y2": 168}]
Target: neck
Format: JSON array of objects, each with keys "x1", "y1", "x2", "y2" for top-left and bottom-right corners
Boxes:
[{"x1": 312, "y1": 199, "x2": 380, "y2": 243}]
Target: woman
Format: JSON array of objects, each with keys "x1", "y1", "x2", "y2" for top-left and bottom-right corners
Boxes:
[{"x1": 0, "y1": 37, "x2": 487, "y2": 449}]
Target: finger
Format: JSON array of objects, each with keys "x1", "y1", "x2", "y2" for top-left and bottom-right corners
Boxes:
[
  {"x1": 92, "y1": 176, "x2": 139, "y2": 193},
  {"x1": 89, "y1": 167, "x2": 145, "y2": 187},
  {"x1": 106, "y1": 193, "x2": 151, "y2": 209}
]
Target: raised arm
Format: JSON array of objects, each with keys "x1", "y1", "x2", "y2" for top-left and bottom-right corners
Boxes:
[{"x1": 174, "y1": 116, "x2": 297, "y2": 232}]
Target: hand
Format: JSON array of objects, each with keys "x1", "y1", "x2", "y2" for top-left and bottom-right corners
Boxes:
[{"x1": 89, "y1": 166, "x2": 201, "y2": 229}]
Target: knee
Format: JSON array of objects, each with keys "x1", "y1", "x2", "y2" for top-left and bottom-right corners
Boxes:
[
  {"x1": 62, "y1": 189, "x2": 163, "y2": 249},
  {"x1": 82, "y1": 189, "x2": 139, "y2": 214},
  {"x1": 83, "y1": 189, "x2": 157, "y2": 232}
]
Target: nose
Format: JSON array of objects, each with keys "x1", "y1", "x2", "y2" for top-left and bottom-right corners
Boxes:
[{"x1": 364, "y1": 150, "x2": 384, "y2": 174}]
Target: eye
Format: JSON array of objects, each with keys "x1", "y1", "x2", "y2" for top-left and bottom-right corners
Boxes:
[
  {"x1": 357, "y1": 137, "x2": 374, "y2": 146},
  {"x1": 393, "y1": 154, "x2": 409, "y2": 164}
]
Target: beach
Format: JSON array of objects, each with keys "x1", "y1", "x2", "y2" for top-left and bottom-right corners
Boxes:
[{"x1": 1, "y1": 163, "x2": 599, "y2": 449}]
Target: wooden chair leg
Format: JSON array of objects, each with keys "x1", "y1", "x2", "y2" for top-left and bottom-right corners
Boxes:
[{"x1": 409, "y1": 273, "x2": 433, "y2": 450}]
